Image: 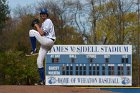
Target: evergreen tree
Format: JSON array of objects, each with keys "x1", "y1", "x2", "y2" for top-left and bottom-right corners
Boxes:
[{"x1": 0, "y1": 0, "x2": 10, "y2": 30}]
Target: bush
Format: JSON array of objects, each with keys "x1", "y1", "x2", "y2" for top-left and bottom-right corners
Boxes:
[{"x1": 0, "y1": 51, "x2": 39, "y2": 85}]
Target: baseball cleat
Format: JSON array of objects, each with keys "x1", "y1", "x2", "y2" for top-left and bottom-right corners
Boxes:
[
  {"x1": 25, "y1": 49, "x2": 38, "y2": 56},
  {"x1": 34, "y1": 81, "x2": 45, "y2": 85}
]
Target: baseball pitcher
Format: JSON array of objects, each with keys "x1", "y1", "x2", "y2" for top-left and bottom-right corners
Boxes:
[{"x1": 27, "y1": 8, "x2": 56, "y2": 85}]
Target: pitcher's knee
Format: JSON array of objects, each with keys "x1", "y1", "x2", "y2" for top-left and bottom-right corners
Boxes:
[
  {"x1": 29, "y1": 30, "x2": 36, "y2": 37},
  {"x1": 37, "y1": 61, "x2": 43, "y2": 68}
]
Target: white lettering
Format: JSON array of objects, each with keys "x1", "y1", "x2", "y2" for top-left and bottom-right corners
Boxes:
[
  {"x1": 49, "y1": 66, "x2": 59, "y2": 70},
  {"x1": 48, "y1": 71, "x2": 60, "y2": 75}
]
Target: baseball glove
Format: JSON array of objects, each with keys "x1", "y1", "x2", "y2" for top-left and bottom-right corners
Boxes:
[{"x1": 31, "y1": 18, "x2": 39, "y2": 27}]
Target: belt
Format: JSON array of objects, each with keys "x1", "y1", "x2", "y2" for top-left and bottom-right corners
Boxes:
[{"x1": 50, "y1": 38, "x2": 55, "y2": 41}]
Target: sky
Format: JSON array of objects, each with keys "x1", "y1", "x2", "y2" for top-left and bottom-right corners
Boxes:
[
  {"x1": 7, "y1": 0, "x2": 39, "y2": 17},
  {"x1": 8, "y1": 0, "x2": 38, "y2": 10},
  {"x1": 7, "y1": 0, "x2": 87, "y2": 10}
]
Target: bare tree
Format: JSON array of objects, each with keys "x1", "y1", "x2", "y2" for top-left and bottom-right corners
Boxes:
[
  {"x1": 92, "y1": 0, "x2": 134, "y2": 45},
  {"x1": 102, "y1": 0, "x2": 134, "y2": 44}
]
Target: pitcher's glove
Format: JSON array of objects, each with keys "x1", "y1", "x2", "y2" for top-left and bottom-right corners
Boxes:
[{"x1": 31, "y1": 18, "x2": 39, "y2": 27}]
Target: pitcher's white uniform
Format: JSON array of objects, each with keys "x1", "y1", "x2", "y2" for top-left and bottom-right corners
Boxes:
[{"x1": 29, "y1": 18, "x2": 56, "y2": 68}]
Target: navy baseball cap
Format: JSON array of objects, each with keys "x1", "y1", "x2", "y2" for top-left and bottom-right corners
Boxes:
[{"x1": 40, "y1": 9, "x2": 48, "y2": 14}]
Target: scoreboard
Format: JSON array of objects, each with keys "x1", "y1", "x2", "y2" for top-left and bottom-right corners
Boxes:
[{"x1": 45, "y1": 45, "x2": 132, "y2": 86}]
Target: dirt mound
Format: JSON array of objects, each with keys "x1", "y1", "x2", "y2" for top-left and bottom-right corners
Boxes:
[{"x1": 0, "y1": 85, "x2": 116, "y2": 93}]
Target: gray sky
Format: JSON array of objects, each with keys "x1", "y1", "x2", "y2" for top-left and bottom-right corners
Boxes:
[
  {"x1": 7, "y1": 0, "x2": 39, "y2": 17},
  {"x1": 8, "y1": 0, "x2": 37, "y2": 9}
]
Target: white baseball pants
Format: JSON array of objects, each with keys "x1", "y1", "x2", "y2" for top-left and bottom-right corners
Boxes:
[{"x1": 29, "y1": 29, "x2": 54, "y2": 68}]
